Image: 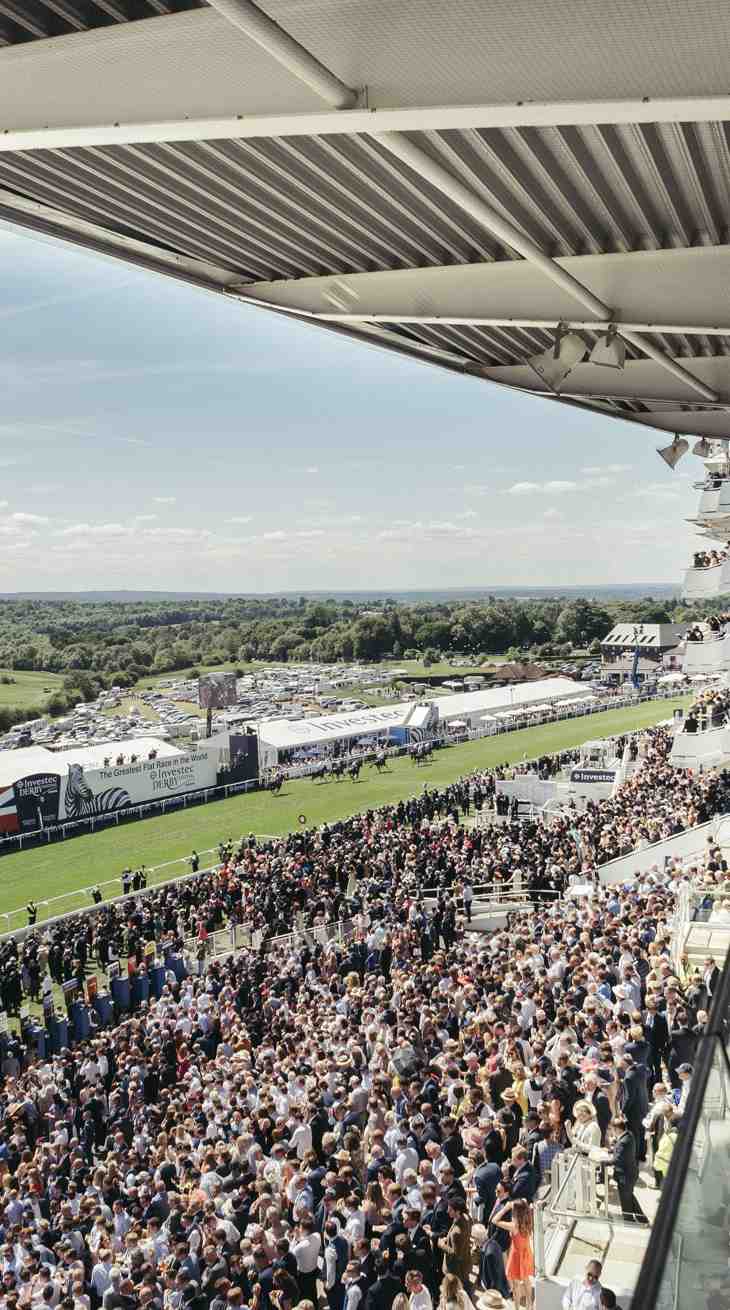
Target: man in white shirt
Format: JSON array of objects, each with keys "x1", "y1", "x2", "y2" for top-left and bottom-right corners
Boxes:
[
  {"x1": 90, "y1": 1251, "x2": 114, "y2": 1304},
  {"x1": 342, "y1": 1262, "x2": 364, "y2": 1310},
  {"x1": 562, "y1": 1260, "x2": 603, "y2": 1310},
  {"x1": 289, "y1": 1110, "x2": 313, "y2": 1160},
  {"x1": 394, "y1": 1136, "x2": 419, "y2": 1185},
  {"x1": 291, "y1": 1219, "x2": 321, "y2": 1305}
]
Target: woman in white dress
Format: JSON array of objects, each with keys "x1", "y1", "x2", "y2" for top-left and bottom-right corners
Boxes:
[{"x1": 565, "y1": 1100, "x2": 602, "y2": 1154}]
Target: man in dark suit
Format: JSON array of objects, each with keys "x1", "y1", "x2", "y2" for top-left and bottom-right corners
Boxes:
[
  {"x1": 364, "y1": 1260, "x2": 403, "y2": 1310},
  {"x1": 601, "y1": 1115, "x2": 648, "y2": 1225},
  {"x1": 472, "y1": 1155, "x2": 501, "y2": 1222},
  {"x1": 509, "y1": 1147, "x2": 537, "y2": 1203},
  {"x1": 701, "y1": 956, "x2": 721, "y2": 1010},
  {"x1": 644, "y1": 998, "x2": 669, "y2": 1086},
  {"x1": 619, "y1": 1055, "x2": 648, "y2": 1161},
  {"x1": 667, "y1": 1011, "x2": 696, "y2": 1091}
]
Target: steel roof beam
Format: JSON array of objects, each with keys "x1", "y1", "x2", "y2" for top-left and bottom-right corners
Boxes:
[
  {"x1": 3, "y1": 97, "x2": 730, "y2": 154},
  {"x1": 203, "y1": 0, "x2": 357, "y2": 110},
  {"x1": 309, "y1": 315, "x2": 730, "y2": 337},
  {"x1": 372, "y1": 129, "x2": 719, "y2": 404}
]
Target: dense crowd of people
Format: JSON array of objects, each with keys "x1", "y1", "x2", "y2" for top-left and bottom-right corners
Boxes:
[
  {"x1": 691, "y1": 548, "x2": 729, "y2": 571},
  {"x1": 685, "y1": 613, "x2": 730, "y2": 643},
  {"x1": 0, "y1": 729, "x2": 727, "y2": 1310}
]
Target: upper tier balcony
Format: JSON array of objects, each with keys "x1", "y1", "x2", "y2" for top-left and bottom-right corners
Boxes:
[
  {"x1": 683, "y1": 557, "x2": 730, "y2": 600},
  {"x1": 683, "y1": 629, "x2": 730, "y2": 675},
  {"x1": 670, "y1": 722, "x2": 730, "y2": 769}
]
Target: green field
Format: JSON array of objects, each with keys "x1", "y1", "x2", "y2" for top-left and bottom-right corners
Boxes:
[
  {"x1": 0, "y1": 669, "x2": 65, "y2": 710},
  {"x1": 0, "y1": 695, "x2": 689, "y2": 922}
]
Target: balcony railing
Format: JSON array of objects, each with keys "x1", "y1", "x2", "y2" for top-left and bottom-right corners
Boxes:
[
  {"x1": 683, "y1": 558, "x2": 730, "y2": 600},
  {"x1": 631, "y1": 953, "x2": 730, "y2": 1310},
  {"x1": 683, "y1": 630, "x2": 730, "y2": 675}
]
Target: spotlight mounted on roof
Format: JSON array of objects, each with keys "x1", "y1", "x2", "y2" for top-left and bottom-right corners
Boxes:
[
  {"x1": 693, "y1": 438, "x2": 714, "y2": 459},
  {"x1": 527, "y1": 326, "x2": 587, "y2": 392},
  {"x1": 589, "y1": 325, "x2": 626, "y2": 370},
  {"x1": 657, "y1": 434, "x2": 689, "y2": 470}
]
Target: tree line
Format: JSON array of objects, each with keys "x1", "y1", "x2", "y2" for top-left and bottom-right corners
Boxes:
[{"x1": 0, "y1": 591, "x2": 704, "y2": 730}]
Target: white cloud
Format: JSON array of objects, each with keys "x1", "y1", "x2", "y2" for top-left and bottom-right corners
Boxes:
[
  {"x1": 304, "y1": 467, "x2": 319, "y2": 475},
  {"x1": 152, "y1": 496, "x2": 176, "y2": 505},
  {"x1": 227, "y1": 515, "x2": 253, "y2": 525},
  {"x1": 508, "y1": 477, "x2": 611, "y2": 495},
  {"x1": 0, "y1": 500, "x2": 8, "y2": 509},
  {"x1": 454, "y1": 509, "x2": 478, "y2": 520},
  {"x1": 377, "y1": 519, "x2": 482, "y2": 544},
  {"x1": 262, "y1": 530, "x2": 287, "y2": 541},
  {"x1": 626, "y1": 482, "x2": 682, "y2": 501},
  {"x1": 582, "y1": 463, "x2": 632, "y2": 475},
  {"x1": 133, "y1": 514, "x2": 158, "y2": 523},
  {"x1": 60, "y1": 522, "x2": 128, "y2": 537},
  {"x1": 295, "y1": 529, "x2": 325, "y2": 538},
  {"x1": 11, "y1": 511, "x2": 49, "y2": 525},
  {"x1": 543, "y1": 507, "x2": 564, "y2": 520},
  {"x1": 464, "y1": 484, "x2": 490, "y2": 496}
]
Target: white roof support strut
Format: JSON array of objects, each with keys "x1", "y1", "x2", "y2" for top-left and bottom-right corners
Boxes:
[
  {"x1": 371, "y1": 130, "x2": 719, "y2": 404},
  {"x1": 309, "y1": 315, "x2": 730, "y2": 337},
  {"x1": 203, "y1": 0, "x2": 358, "y2": 110}
]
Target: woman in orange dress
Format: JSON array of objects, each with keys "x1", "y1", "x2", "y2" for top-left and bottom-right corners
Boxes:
[{"x1": 492, "y1": 1197, "x2": 534, "y2": 1309}]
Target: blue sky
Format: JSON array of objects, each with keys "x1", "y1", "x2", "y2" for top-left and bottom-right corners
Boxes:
[{"x1": 0, "y1": 221, "x2": 700, "y2": 592}]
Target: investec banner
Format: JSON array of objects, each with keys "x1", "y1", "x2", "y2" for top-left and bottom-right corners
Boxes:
[{"x1": 58, "y1": 748, "x2": 218, "y2": 820}]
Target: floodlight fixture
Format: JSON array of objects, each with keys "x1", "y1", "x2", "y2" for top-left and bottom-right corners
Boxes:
[
  {"x1": 527, "y1": 327, "x2": 587, "y2": 392},
  {"x1": 589, "y1": 325, "x2": 626, "y2": 370},
  {"x1": 657, "y1": 434, "x2": 689, "y2": 470},
  {"x1": 693, "y1": 438, "x2": 714, "y2": 459}
]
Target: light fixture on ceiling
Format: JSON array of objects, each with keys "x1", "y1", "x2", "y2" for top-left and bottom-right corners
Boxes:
[
  {"x1": 527, "y1": 327, "x2": 587, "y2": 392},
  {"x1": 657, "y1": 434, "x2": 689, "y2": 470},
  {"x1": 693, "y1": 438, "x2": 714, "y2": 459},
  {"x1": 589, "y1": 325, "x2": 626, "y2": 370}
]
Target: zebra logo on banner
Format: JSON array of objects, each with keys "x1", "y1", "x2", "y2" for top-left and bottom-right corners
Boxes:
[{"x1": 62, "y1": 763, "x2": 131, "y2": 819}]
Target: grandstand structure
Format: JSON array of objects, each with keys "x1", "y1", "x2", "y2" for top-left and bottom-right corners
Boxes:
[{"x1": 1, "y1": 0, "x2": 730, "y2": 444}]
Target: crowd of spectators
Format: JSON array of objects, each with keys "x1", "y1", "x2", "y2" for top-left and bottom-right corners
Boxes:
[
  {"x1": 683, "y1": 688, "x2": 730, "y2": 734},
  {"x1": 686, "y1": 614, "x2": 730, "y2": 643},
  {"x1": 691, "y1": 548, "x2": 729, "y2": 571},
  {"x1": 0, "y1": 730, "x2": 727, "y2": 1310}
]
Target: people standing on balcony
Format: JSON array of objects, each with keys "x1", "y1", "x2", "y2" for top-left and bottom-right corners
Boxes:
[
  {"x1": 565, "y1": 1100, "x2": 601, "y2": 1156},
  {"x1": 491, "y1": 1198, "x2": 534, "y2": 1310},
  {"x1": 596, "y1": 1115, "x2": 649, "y2": 1225},
  {"x1": 652, "y1": 1112, "x2": 682, "y2": 1192},
  {"x1": 692, "y1": 548, "x2": 729, "y2": 569}
]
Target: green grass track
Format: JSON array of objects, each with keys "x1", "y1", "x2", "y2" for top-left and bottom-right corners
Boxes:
[{"x1": 0, "y1": 695, "x2": 689, "y2": 920}]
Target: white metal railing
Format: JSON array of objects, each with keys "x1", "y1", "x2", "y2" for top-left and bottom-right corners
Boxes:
[
  {"x1": 533, "y1": 1152, "x2": 611, "y2": 1277},
  {"x1": 597, "y1": 817, "x2": 719, "y2": 886}
]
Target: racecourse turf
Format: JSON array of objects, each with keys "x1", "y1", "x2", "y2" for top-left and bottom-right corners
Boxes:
[{"x1": 0, "y1": 695, "x2": 689, "y2": 921}]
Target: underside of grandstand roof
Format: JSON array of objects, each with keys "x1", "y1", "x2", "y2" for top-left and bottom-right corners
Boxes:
[{"x1": 3, "y1": 0, "x2": 730, "y2": 440}]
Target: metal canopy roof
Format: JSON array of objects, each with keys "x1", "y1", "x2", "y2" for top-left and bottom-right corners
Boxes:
[{"x1": 3, "y1": 0, "x2": 730, "y2": 440}]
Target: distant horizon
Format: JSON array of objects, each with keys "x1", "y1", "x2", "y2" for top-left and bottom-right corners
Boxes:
[{"x1": 0, "y1": 583, "x2": 681, "y2": 602}]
